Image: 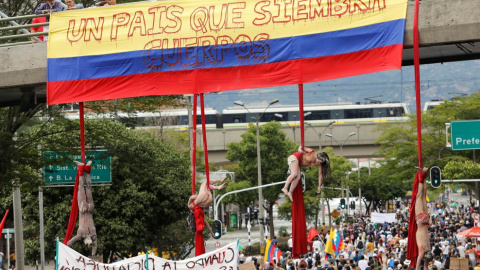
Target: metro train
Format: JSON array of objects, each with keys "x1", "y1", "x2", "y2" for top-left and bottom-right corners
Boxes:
[{"x1": 62, "y1": 102, "x2": 410, "y2": 129}]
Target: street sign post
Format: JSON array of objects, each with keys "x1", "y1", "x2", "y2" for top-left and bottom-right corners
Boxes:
[
  {"x1": 44, "y1": 150, "x2": 112, "y2": 184},
  {"x1": 450, "y1": 120, "x2": 480, "y2": 150}
]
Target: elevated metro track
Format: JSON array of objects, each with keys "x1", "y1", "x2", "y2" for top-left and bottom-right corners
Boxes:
[{"x1": 0, "y1": 0, "x2": 479, "y2": 107}]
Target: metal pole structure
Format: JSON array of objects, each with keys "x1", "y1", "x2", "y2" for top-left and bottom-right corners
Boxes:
[
  {"x1": 358, "y1": 159, "x2": 362, "y2": 217},
  {"x1": 7, "y1": 230, "x2": 10, "y2": 270},
  {"x1": 247, "y1": 207, "x2": 251, "y2": 246},
  {"x1": 255, "y1": 120, "x2": 265, "y2": 246},
  {"x1": 13, "y1": 177, "x2": 25, "y2": 270},
  {"x1": 0, "y1": 11, "x2": 42, "y2": 43},
  {"x1": 234, "y1": 99, "x2": 278, "y2": 247},
  {"x1": 215, "y1": 181, "x2": 287, "y2": 220},
  {"x1": 346, "y1": 174, "x2": 350, "y2": 217},
  {"x1": 39, "y1": 187, "x2": 45, "y2": 270}
]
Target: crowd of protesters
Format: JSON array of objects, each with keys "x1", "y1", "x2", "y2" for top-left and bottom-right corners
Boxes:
[{"x1": 240, "y1": 200, "x2": 480, "y2": 270}]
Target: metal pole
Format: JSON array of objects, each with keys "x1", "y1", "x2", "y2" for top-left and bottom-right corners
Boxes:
[
  {"x1": 215, "y1": 181, "x2": 286, "y2": 218},
  {"x1": 346, "y1": 174, "x2": 350, "y2": 217},
  {"x1": 39, "y1": 187, "x2": 45, "y2": 270},
  {"x1": 358, "y1": 159, "x2": 362, "y2": 216},
  {"x1": 0, "y1": 11, "x2": 41, "y2": 43},
  {"x1": 293, "y1": 126, "x2": 296, "y2": 143},
  {"x1": 7, "y1": 230, "x2": 10, "y2": 270},
  {"x1": 256, "y1": 120, "x2": 265, "y2": 246},
  {"x1": 247, "y1": 207, "x2": 251, "y2": 246},
  {"x1": 13, "y1": 178, "x2": 25, "y2": 270}
]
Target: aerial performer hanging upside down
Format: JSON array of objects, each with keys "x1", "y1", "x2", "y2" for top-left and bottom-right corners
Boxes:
[
  {"x1": 67, "y1": 161, "x2": 97, "y2": 257},
  {"x1": 412, "y1": 166, "x2": 433, "y2": 270},
  {"x1": 188, "y1": 178, "x2": 227, "y2": 256},
  {"x1": 282, "y1": 146, "x2": 330, "y2": 201}
]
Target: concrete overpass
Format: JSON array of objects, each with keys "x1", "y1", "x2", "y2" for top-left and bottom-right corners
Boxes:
[
  {"x1": 1, "y1": 0, "x2": 480, "y2": 107},
  {"x1": 201, "y1": 121, "x2": 397, "y2": 165}
]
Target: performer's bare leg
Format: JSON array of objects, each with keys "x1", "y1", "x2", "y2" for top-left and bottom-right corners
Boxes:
[
  {"x1": 209, "y1": 178, "x2": 227, "y2": 190},
  {"x1": 282, "y1": 160, "x2": 300, "y2": 201},
  {"x1": 317, "y1": 166, "x2": 324, "y2": 194}
]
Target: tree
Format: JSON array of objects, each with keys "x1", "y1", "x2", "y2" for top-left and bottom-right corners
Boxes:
[
  {"x1": 374, "y1": 92, "x2": 480, "y2": 205},
  {"x1": 2, "y1": 115, "x2": 193, "y2": 263},
  {"x1": 226, "y1": 121, "x2": 296, "y2": 239}
]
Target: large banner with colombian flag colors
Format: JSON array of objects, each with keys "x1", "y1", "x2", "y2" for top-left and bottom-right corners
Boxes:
[{"x1": 47, "y1": 0, "x2": 408, "y2": 104}]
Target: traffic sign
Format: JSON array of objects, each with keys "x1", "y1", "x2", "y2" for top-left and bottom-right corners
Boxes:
[
  {"x1": 451, "y1": 120, "x2": 480, "y2": 150},
  {"x1": 215, "y1": 242, "x2": 221, "y2": 248},
  {"x1": 44, "y1": 150, "x2": 112, "y2": 184},
  {"x1": 330, "y1": 210, "x2": 340, "y2": 218}
]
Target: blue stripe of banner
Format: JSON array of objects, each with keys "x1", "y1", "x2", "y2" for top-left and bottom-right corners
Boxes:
[{"x1": 48, "y1": 19, "x2": 405, "y2": 82}]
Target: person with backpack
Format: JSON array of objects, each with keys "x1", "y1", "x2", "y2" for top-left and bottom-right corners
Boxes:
[
  {"x1": 356, "y1": 238, "x2": 365, "y2": 257},
  {"x1": 306, "y1": 253, "x2": 314, "y2": 270}
]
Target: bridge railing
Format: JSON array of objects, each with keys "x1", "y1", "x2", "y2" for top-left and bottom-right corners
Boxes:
[{"x1": 0, "y1": 1, "x2": 67, "y2": 47}]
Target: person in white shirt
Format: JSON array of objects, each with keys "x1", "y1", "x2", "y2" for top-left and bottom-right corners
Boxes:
[
  {"x1": 441, "y1": 241, "x2": 450, "y2": 263},
  {"x1": 433, "y1": 256, "x2": 442, "y2": 269},
  {"x1": 288, "y1": 235, "x2": 293, "y2": 252},
  {"x1": 313, "y1": 236, "x2": 322, "y2": 250},
  {"x1": 358, "y1": 255, "x2": 369, "y2": 270},
  {"x1": 458, "y1": 244, "x2": 466, "y2": 258}
]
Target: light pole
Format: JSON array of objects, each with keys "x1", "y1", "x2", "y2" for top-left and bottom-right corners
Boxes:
[
  {"x1": 305, "y1": 121, "x2": 335, "y2": 150},
  {"x1": 325, "y1": 132, "x2": 355, "y2": 221},
  {"x1": 304, "y1": 120, "x2": 335, "y2": 226},
  {"x1": 234, "y1": 99, "x2": 279, "y2": 246},
  {"x1": 275, "y1": 112, "x2": 311, "y2": 143},
  {"x1": 325, "y1": 132, "x2": 356, "y2": 156}
]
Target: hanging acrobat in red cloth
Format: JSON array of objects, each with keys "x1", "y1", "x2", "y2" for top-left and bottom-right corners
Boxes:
[
  {"x1": 187, "y1": 94, "x2": 227, "y2": 256},
  {"x1": 406, "y1": 0, "x2": 433, "y2": 269},
  {"x1": 280, "y1": 85, "x2": 331, "y2": 258}
]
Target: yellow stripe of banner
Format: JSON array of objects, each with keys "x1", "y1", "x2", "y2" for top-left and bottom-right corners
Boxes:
[{"x1": 48, "y1": 0, "x2": 407, "y2": 59}]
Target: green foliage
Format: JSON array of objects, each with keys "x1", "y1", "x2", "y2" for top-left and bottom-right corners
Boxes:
[
  {"x1": 219, "y1": 180, "x2": 256, "y2": 208},
  {"x1": 444, "y1": 160, "x2": 480, "y2": 179},
  {"x1": 373, "y1": 91, "x2": 480, "y2": 207},
  {"x1": 1, "y1": 114, "x2": 192, "y2": 263},
  {"x1": 226, "y1": 121, "x2": 296, "y2": 203},
  {"x1": 226, "y1": 121, "x2": 296, "y2": 237},
  {"x1": 278, "y1": 226, "x2": 288, "y2": 237},
  {"x1": 244, "y1": 243, "x2": 260, "y2": 256}
]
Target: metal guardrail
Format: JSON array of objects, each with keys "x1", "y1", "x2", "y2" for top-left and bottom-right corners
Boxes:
[{"x1": 0, "y1": 1, "x2": 67, "y2": 46}]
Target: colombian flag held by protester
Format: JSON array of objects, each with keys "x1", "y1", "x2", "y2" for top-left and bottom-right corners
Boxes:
[
  {"x1": 264, "y1": 238, "x2": 275, "y2": 263},
  {"x1": 324, "y1": 228, "x2": 335, "y2": 257},
  {"x1": 264, "y1": 238, "x2": 282, "y2": 263}
]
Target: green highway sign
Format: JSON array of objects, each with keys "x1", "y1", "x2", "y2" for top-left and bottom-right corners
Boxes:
[
  {"x1": 44, "y1": 150, "x2": 112, "y2": 184},
  {"x1": 451, "y1": 120, "x2": 480, "y2": 150}
]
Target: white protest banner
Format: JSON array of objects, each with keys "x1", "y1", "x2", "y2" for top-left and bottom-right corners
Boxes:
[
  {"x1": 370, "y1": 212, "x2": 397, "y2": 224},
  {"x1": 57, "y1": 240, "x2": 238, "y2": 270}
]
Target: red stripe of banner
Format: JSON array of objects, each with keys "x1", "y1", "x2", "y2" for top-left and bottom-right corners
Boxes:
[{"x1": 47, "y1": 45, "x2": 402, "y2": 105}]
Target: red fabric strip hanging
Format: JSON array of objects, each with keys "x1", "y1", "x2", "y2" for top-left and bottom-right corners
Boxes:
[
  {"x1": 0, "y1": 210, "x2": 9, "y2": 233},
  {"x1": 79, "y1": 102, "x2": 86, "y2": 163},
  {"x1": 64, "y1": 103, "x2": 86, "y2": 244},
  {"x1": 200, "y1": 94, "x2": 210, "y2": 187},
  {"x1": 192, "y1": 95, "x2": 197, "y2": 195},
  {"x1": 298, "y1": 84, "x2": 305, "y2": 149},
  {"x1": 413, "y1": 0, "x2": 422, "y2": 168},
  {"x1": 407, "y1": 0, "x2": 422, "y2": 267},
  {"x1": 292, "y1": 83, "x2": 308, "y2": 258}
]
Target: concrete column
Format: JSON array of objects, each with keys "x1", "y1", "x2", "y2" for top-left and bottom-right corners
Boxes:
[{"x1": 13, "y1": 177, "x2": 24, "y2": 270}]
